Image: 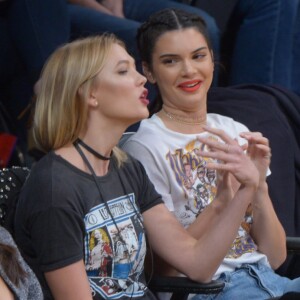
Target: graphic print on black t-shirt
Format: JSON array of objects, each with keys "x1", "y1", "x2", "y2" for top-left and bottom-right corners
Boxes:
[{"x1": 84, "y1": 193, "x2": 147, "y2": 299}]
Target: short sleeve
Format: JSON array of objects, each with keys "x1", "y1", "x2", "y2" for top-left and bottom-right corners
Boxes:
[
  {"x1": 29, "y1": 206, "x2": 85, "y2": 272},
  {"x1": 123, "y1": 156, "x2": 163, "y2": 214}
]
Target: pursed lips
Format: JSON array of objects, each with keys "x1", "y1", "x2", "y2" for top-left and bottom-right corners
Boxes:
[{"x1": 139, "y1": 89, "x2": 149, "y2": 105}]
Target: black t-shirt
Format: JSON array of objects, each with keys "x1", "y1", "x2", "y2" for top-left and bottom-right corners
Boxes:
[{"x1": 15, "y1": 151, "x2": 162, "y2": 300}]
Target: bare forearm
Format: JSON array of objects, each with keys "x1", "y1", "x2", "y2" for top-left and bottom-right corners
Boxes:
[
  {"x1": 184, "y1": 186, "x2": 256, "y2": 281},
  {"x1": 158, "y1": 196, "x2": 232, "y2": 277},
  {"x1": 187, "y1": 173, "x2": 237, "y2": 236},
  {"x1": 251, "y1": 183, "x2": 286, "y2": 269},
  {"x1": 45, "y1": 261, "x2": 92, "y2": 300},
  {"x1": 188, "y1": 184, "x2": 251, "y2": 241}
]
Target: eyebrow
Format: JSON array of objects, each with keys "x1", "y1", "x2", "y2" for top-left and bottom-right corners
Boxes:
[
  {"x1": 116, "y1": 60, "x2": 129, "y2": 66},
  {"x1": 159, "y1": 46, "x2": 208, "y2": 59},
  {"x1": 116, "y1": 57, "x2": 136, "y2": 66}
]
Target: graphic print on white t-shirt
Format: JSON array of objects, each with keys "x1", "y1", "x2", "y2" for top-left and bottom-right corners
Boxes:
[{"x1": 166, "y1": 136, "x2": 257, "y2": 259}]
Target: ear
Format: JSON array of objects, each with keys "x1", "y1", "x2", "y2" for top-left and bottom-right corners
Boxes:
[
  {"x1": 80, "y1": 86, "x2": 99, "y2": 108},
  {"x1": 87, "y1": 92, "x2": 99, "y2": 108},
  {"x1": 142, "y1": 62, "x2": 156, "y2": 84}
]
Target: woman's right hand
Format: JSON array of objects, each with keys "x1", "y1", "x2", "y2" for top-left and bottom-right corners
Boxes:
[{"x1": 196, "y1": 126, "x2": 259, "y2": 190}]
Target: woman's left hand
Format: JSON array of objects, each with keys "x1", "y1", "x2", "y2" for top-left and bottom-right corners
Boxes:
[
  {"x1": 239, "y1": 132, "x2": 271, "y2": 183},
  {"x1": 196, "y1": 126, "x2": 259, "y2": 189}
]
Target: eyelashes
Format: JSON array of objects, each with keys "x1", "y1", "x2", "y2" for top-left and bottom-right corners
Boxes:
[
  {"x1": 118, "y1": 70, "x2": 129, "y2": 75},
  {"x1": 161, "y1": 53, "x2": 207, "y2": 65}
]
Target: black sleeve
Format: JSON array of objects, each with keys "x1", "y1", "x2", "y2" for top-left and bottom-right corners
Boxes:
[
  {"x1": 15, "y1": 154, "x2": 89, "y2": 272},
  {"x1": 29, "y1": 206, "x2": 85, "y2": 272}
]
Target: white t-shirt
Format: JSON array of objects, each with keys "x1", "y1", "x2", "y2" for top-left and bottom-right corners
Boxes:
[{"x1": 123, "y1": 113, "x2": 270, "y2": 279}]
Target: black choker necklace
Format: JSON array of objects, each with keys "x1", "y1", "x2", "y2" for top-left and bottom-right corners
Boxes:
[{"x1": 74, "y1": 138, "x2": 112, "y2": 161}]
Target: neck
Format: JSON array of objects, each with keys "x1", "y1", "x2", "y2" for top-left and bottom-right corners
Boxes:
[
  {"x1": 75, "y1": 138, "x2": 112, "y2": 161},
  {"x1": 161, "y1": 107, "x2": 207, "y2": 126}
]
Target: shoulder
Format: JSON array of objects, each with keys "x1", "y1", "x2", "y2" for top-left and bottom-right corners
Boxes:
[
  {"x1": 19, "y1": 153, "x2": 59, "y2": 208},
  {"x1": 122, "y1": 115, "x2": 176, "y2": 154},
  {"x1": 208, "y1": 113, "x2": 249, "y2": 133},
  {"x1": 24, "y1": 151, "x2": 87, "y2": 192},
  {"x1": 26, "y1": 151, "x2": 57, "y2": 183},
  {"x1": 122, "y1": 154, "x2": 147, "y2": 177},
  {"x1": 126, "y1": 115, "x2": 165, "y2": 142},
  {"x1": 18, "y1": 152, "x2": 90, "y2": 216},
  {"x1": 121, "y1": 156, "x2": 163, "y2": 207},
  {"x1": 0, "y1": 226, "x2": 15, "y2": 247}
]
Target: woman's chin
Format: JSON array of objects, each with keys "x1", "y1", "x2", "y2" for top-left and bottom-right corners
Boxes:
[
  {"x1": 135, "y1": 110, "x2": 150, "y2": 122},
  {"x1": 124, "y1": 111, "x2": 149, "y2": 129}
]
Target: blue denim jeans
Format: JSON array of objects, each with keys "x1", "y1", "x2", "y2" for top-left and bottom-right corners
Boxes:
[
  {"x1": 8, "y1": 0, "x2": 70, "y2": 85},
  {"x1": 228, "y1": 0, "x2": 300, "y2": 95},
  {"x1": 191, "y1": 263, "x2": 300, "y2": 300}
]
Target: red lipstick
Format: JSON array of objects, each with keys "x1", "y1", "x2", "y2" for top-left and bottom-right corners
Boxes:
[
  {"x1": 140, "y1": 89, "x2": 150, "y2": 105},
  {"x1": 178, "y1": 80, "x2": 202, "y2": 92}
]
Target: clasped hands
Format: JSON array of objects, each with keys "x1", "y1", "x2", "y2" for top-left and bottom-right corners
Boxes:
[{"x1": 196, "y1": 126, "x2": 271, "y2": 190}]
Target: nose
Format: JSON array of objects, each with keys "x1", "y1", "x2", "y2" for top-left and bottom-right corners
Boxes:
[
  {"x1": 136, "y1": 70, "x2": 147, "y2": 86},
  {"x1": 181, "y1": 59, "x2": 196, "y2": 77}
]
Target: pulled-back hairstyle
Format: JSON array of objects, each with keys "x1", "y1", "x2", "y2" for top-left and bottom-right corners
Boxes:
[
  {"x1": 33, "y1": 34, "x2": 127, "y2": 164},
  {"x1": 137, "y1": 8, "x2": 213, "y2": 114}
]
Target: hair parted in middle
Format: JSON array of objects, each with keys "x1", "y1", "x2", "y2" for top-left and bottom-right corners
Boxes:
[{"x1": 137, "y1": 8, "x2": 212, "y2": 70}]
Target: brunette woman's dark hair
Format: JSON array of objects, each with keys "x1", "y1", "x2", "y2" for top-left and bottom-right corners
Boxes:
[
  {"x1": 0, "y1": 243, "x2": 27, "y2": 286},
  {"x1": 137, "y1": 8, "x2": 213, "y2": 115}
]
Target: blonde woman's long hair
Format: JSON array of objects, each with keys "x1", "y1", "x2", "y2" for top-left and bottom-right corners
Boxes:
[{"x1": 33, "y1": 34, "x2": 127, "y2": 165}]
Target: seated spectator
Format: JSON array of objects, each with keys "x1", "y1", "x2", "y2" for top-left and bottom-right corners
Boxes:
[{"x1": 122, "y1": 8, "x2": 300, "y2": 299}]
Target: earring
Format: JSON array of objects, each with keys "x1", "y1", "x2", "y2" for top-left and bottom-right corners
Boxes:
[{"x1": 94, "y1": 100, "x2": 98, "y2": 107}]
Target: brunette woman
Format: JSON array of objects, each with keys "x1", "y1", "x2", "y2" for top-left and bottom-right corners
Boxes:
[{"x1": 123, "y1": 8, "x2": 300, "y2": 299}]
